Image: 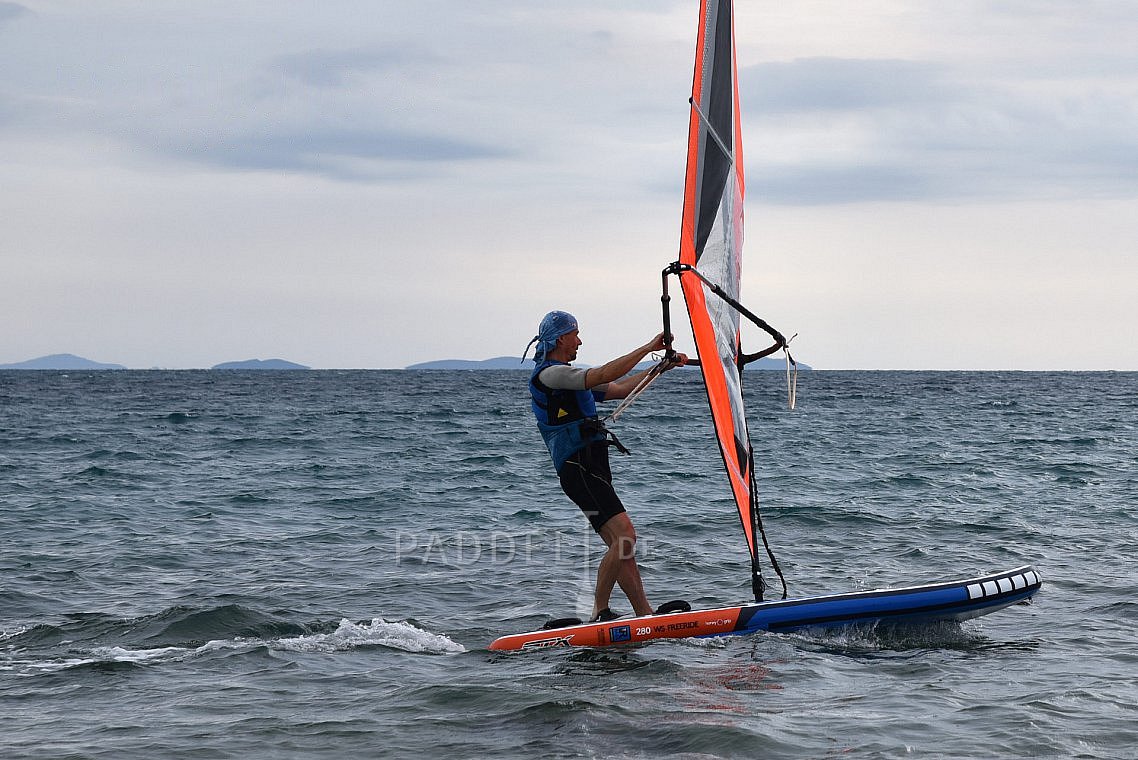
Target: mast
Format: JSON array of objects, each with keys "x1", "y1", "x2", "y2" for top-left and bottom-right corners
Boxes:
[
  {"x1": 676, "y1": 0, "x2": 765, "y2": 600},
  {"x1": 666, "y1": 0, "x2": 789, "y2": 602}
]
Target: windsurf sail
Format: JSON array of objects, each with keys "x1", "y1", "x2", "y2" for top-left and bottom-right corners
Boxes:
[{"x1": 663, "y1": 0, "x2": 790, "y2": 602}]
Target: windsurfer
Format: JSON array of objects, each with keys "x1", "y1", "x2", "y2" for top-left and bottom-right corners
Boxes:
[{"x1": 524, "y1": 310, "x2": 687, "y2": 622}]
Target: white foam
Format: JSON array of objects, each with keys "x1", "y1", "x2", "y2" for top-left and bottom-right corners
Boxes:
[
  {"x1": 196, "y1": 638, "x2": 252, "y2": 653},
  {"x1": 5, "y1": 619, "x2": 464, "y2": 676},
  {"x1": 88, "y1": 645, "x2": 189, "y2": 663},
  {"x1": 1, "y1": 625, "x2": 30, "y2": 642},
  {"x1": 9, "y1": 645, "x2": 195, "y2": 674},
  {"x1": 275, "y1": 618, "x2": 465, "y2": 655},
  {"x1": 682, "y1": 634, "x2": 729, "y2": 648}
]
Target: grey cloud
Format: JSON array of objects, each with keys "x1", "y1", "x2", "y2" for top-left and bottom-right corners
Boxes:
[
  {"x1": 273, "y1": 47, "x2": 433, "y2": 88},
  {"x1": 754, "y1": 165, "x2": 938, "y2": 205},
  {"x1": 179, "y1": 127, "x2": 510, "y2": 181},
  {"x1": 0, "y1": 94, "x2": 14, "y2": 127},
  {"x1": 742, "y1": 57, "x2": 1138, "y2": 204},
  {"x1": 0, "y1": 2, "x2": 29, "y2": 23},
  {"x1": 744, "y1": 58, "x2": 948, "y2": 113}
]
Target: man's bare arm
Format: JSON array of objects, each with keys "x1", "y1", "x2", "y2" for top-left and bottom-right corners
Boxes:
[
  {"x1": 583, "y1": 333, "x2": 667, "y2": 390},
  {"x1": 602, "y1": 351, "x2": 688, "y2": 400}
]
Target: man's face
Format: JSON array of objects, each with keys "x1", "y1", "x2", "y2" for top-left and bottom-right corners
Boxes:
[{"x1": 557, "y1": 329, "x2": 582, "y2": 361}]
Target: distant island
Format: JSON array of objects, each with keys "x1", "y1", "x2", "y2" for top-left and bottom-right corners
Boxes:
[
  {"x1": 0, "y1": 354, "x2": 310, "y2": 370},
  {"x1": 3, "y1": 354, "x2": 804, "y2": 372},
  {"x1": 0, "y1": 353, "x2": 126, "y2": 370},
  {"x1": 407, "y1": 356, "x2": 526, "y2": 370},
  {"x1": 211, "y1": 359, "x2": 310, "y2": 370},
  {"x1": 406, "y1": 356, "x2": 809, "y2": 370}
]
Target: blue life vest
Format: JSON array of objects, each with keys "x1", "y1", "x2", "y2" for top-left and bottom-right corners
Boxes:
[{"x1": 529, "y1": 360, "x2": 607, "y2": 472}]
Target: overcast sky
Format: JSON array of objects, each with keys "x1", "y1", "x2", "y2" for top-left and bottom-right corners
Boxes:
[{"x1": 2, "y1": 1, "x2": 1135, "y2": 369}]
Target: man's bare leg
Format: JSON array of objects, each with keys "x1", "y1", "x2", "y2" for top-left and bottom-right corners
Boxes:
[{"x1": 594, "y1": 513, "x2": 652, "y2": 618}]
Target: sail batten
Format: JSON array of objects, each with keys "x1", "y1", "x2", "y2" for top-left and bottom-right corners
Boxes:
[{"x1": 677, "y1": 0, "x2": 760, "y2": 575}]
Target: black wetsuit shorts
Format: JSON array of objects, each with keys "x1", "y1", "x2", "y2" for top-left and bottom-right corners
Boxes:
[{"x1": 558, "y1": 442, "x2": 626, "y2": 533}]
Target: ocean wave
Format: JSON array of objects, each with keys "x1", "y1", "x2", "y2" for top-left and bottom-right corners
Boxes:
[
  {"x1": 163, "y1": 412, "x2": 196, "y2": 423},
  {"x1": 275, "y1": 618, "x2": 465, "y2": 654},
  {"x1": 788, "y1": 618, "x2": 985, "y2": 653},
  {"x1": 2, "y1": 617, "x2": 463, "y2": 676},
  {"x1": 2, "y1": 644, "x2": 196, "y2": 675}
]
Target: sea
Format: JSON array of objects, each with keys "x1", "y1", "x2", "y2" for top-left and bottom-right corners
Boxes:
[{"x1": 1, "y1": 369, "x2": 1135, "y2": 759}]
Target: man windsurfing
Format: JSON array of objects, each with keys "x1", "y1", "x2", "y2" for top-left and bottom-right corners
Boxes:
[{"x1": 524, "y1": 310, "x2": 689, "y2": 623}]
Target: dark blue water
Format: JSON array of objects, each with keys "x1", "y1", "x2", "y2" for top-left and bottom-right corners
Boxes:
[{"x1": 2, "y1": 370, "x2": 1135, "y2": 758}]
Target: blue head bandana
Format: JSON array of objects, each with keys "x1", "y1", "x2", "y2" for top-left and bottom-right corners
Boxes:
[{"x1": 522, "y1": 310, "x2": 578, "y2": 363}]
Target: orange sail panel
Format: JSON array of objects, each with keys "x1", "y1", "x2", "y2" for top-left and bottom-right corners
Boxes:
[{"x1": 678, "y1": 0, "x2": 757, "y2": 560}]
